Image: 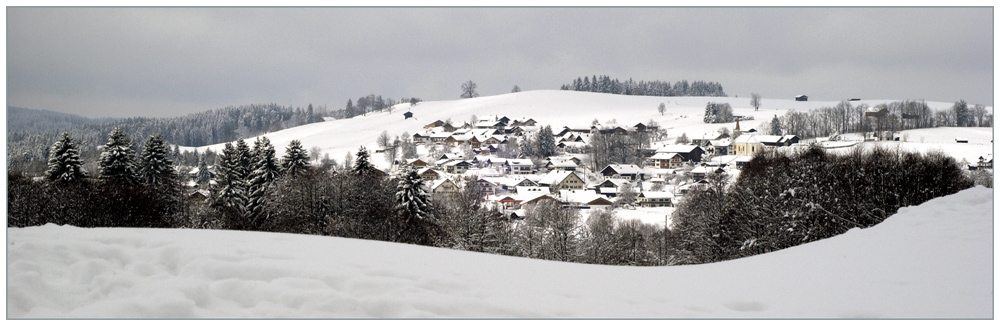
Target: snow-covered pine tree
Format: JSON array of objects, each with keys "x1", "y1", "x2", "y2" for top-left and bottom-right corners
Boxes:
[
  {"x1": 247, "y1": 137, "x2": 281, "y2": 225},
  {"x1": 281, "y1": 139, "x2": 310, "y2": 176},
  {"x1": 536, "y1": 125, "x2": 557, "y2": 158},
  {"x1": 770, "y1": 115, "x2": 782, "y2": 135},
  {"x1": 196, "y1": 153, "x2": 211, "y2": 186},
  {"x1": 250, "y1": 137, "x2": 281, "y2": 185},
  {"x1": 215, "y1": 141, "x2": 250, "y2": 218},
  {"x1": 98, "y1": 127, "x2": 137, "y2": 183},
  {"x1": 394, "y1": 166, "x2": 431, "y2": 222},
  {"x1": 45, "y1": 132, "x2": 86, "y2": 183},
  {"x1": 352, "y1": 146, "x2": 375, "y2": 175},
  {"x1": 137, "y1": 134, "x2": 178, "y2": 190}
]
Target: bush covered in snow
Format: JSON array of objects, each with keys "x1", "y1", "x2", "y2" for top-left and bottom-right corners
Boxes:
[{"x1": 669, "y1": 144, "x2": 974, "y2": 264}]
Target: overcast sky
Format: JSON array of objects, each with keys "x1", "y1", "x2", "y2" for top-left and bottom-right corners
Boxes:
[{"x1": 7, "y1": 7, "x2": 994, "y2": 118}]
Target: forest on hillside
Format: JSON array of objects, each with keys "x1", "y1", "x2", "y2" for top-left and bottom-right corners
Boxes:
[
  {"x1": 7, "y1": 104, "x2": 325, "y2": 173},
  {"x1": 560, "y1": 75, "x2": 727, "y2": 97}
]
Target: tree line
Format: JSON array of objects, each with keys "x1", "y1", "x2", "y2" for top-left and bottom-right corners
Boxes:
[
  {"x1": 667, "y1": 145, "x2": 975, "y2": 265},
  {"x1": 760, "y1": 100, "x2": 992, "y2": 139},
  {"x1": 560, "y1": 75, "x2": 727, "y2": 97},
  {"x1": 8, "y1": 104, "x2": 326, "y2": 174}
]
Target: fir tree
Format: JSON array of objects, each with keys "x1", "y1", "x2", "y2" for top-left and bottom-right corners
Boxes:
[
  {"x1": 196, "y1": 155, "x2": 212, "y2": 186},
  {"x1": 353, "y1": 146, "x2": 376, "y2": 175},
  {"x1": 98, "y1": 127, "x2": 137, "y2": 183},
  {"x1": 394, "y1": 167, "x2": 431, "y2": 221},
  {"x1": 45, "y1": 132, "x2": 86, "y2": 183},
  {"x1": 250, "y1": 137, "x2": 281, "y2": 184},
  {"x1": 215, "y1": 140, "x2": 250, "y2": 218},
  {"x1": 536, "y1": 125, "x2": 557, "y2": 158},
  {"x1": 770, "y1": 115, "x2": 782, "y2": 135},
  {"x1": 281, "y1": 140, "x2": 311, "y2": 176},
  {"x1": 137, "y1": 134, "x2": 179, "y2": 191},
  {"x1": 248, "y1": 137, "x2": 281, "y2": 223}
]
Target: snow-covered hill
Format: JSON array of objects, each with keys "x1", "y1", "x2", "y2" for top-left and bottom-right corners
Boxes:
[
  {"x1": 185, "y1": 90, "x2": 984, "y2": 170},
  {"x1": 7, "y1": 186, "x2": 992, "y2": 318}
]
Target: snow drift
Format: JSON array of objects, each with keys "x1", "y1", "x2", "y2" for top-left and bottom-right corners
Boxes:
[{"x1": 6, "y1": 187, "x2": 993, "y2": 318}]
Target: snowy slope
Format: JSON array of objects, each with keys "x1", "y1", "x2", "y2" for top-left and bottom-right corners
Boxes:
[
  {"x1": 7, "y1": 187, "x2": 992, "y2": 318},
  {"x1": 184, "y1": 90, "x2": 982, "y2": 170}
]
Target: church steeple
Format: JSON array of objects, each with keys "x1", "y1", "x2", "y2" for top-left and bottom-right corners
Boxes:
[{"x1": 733, "y1": 116, "x2": 742, "y2": 139}]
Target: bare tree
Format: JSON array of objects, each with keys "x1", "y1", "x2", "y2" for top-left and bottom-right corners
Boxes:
[
  {"x1": 309, "y1": 146, "x2": 322, "y2": 162},
  {"x1": 461, "y1": 80, "x2": 479, "y2": 99},
  {"x1": 750, "y1": 93, "x2": 761, "y2": 111},
  {"x1": 658, "y1": 102, "x2": 666, "y2": 116},
  {"x1": 511, "y1": 85, "x2": 521, "y2": 93},
  {"x1": 377, "y1": 130, "x2": 392, "y2": 149}
]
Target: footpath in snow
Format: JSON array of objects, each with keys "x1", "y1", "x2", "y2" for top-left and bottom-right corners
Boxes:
[{"x1": 6, "y1": 187, "x2": 993, "y2": 318}]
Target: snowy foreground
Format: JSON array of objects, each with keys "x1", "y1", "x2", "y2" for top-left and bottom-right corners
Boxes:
[{"x1": 7, "y1": 187, "x2": 993, "y2": 319}]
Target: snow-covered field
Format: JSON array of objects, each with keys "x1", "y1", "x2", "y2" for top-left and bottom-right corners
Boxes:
[
  {"x1": 7, "y1": 186, "x2": 992, "y2": 319},
  {"x1": 183, "y1": 90, "x2": 984, "y2": 170}
]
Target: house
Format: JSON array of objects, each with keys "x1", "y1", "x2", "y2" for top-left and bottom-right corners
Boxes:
[
  {"x1": 505, "y1": 159, "x2": 535, "y2": 175},
  {"x1": 405, "y1": 158, "x2": 428, "y2": 167},
  {"x1": 601, "y1": 164, "x2": 644, "y2": 180},
  {"x1": 403, "y1": 111, "x2": 413, "y2": 119},
  {"x1": 978, "y1": 155, "x2": 993, "y2": 169},
  {"x1": 690, "y1": 165, "x2": 725, "y2": 181},
  {"x1": 424, "y1": 120, "x2": 445, "y2": 129},
  {"x1": 593, "y1": 178, "x2": 631, "y2": 198},
  {"x1": 655, "y1": 145, "x2": 705, "y2": 162},
  {"x1": 513, "y1": 186, "x2": 562, "y2": 208},
  {"x1": 412, "y1": 133, "x2": 429, "y2": 144},
  {"x1": 443, "y1": 160, "x2": 472, "y2": 174},
  {"x1": 706, "y1": 139, "x2": 731, "y2": 155},
  {"x1": 795, "y1": 95, "x2": 808, "y2": 101},
  {"x1": 545, "y1": 159, "x2": 578, "y2": 172},
  {"x1": 597, "y1": 126, "x2": 629, "y2": 135},
  {"x1": 735, "y1": 156, "x2": 753, "y2": 168},
  {"x1": 429, "y1": 133, "x2": 451, "y2": 144},
  {"x1": 538, "y1": 170, "x2": 586, "y2": 192},
  {"x1": 558, "y1": 189, "x2": 614, "y2": 210},
  {"x1": 638, "y1": 191, "x2": 674, "y2": 207},
  {"x1": 633, "y1": 122, "x2": 658, "y2": 133},
  {"x1": 419, "y1": 168, "x2": 444, "y2": 181},
  {"x1": 431, "y1": 178, "x2": 460, "y2": 198},
  {"x1": 649, "y1": 152, "x2": 683, "y2": 169},
  {"x1": 188, "y1": 189, "x2": 211, "y2": 202}
]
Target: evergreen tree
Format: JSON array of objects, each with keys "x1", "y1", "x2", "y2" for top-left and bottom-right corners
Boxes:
[
  {"x1": 281, "y1": 140, "x2": 311, "y2": 176},
  {"x1": 395, "y1": 167, "x2": 431, "y2": 221},
  {"x1": 536, "y1": 125, "x2": 557, "y2": 158},
  {"x1": 98, "y1": 127, "x2": 137, "y2": 183},
  {"x1": 45, "y1": 132, "x2": 86, "y2": 183},
  {"x1": 137, "y1": 134, "x2": 178, "y2": 190},
  {"x1": 248, "y1": 137, "x2": 281, "y2": 224},
  {"x1": 952, "y1": 100, "x2": 970, "y2": 127},
  {"x1": 770, "y1": 115, "x2": 782, "y2": 135},
  {"x1": 196, "y1": 154, "x2": 212, "y2": 186},
  {"x1": 353, "y1": 146, "x2": 376, "y2": 175},
  {"x1": 215, "y1": 140, "x2": 251, "y2": 220},
  {"x1": 250, "y1": 137, "x2": 281, "y2": 184},
  {"x1": 306, "y1": 104, "x2": 316, "y2": 123}
]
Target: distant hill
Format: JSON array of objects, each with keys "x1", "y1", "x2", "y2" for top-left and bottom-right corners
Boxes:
[{"x1": 7, "y1": 106, "x2": 110, "y2": 133}]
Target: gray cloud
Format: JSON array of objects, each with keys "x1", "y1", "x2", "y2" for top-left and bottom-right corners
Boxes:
[{"x1": 6, "y1": 7, "x2": 993, "y2": 118}]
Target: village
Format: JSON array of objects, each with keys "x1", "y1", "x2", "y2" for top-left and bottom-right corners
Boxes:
[{"x1": 379, "y1": 113, "x2": 806, "y2": 224}]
